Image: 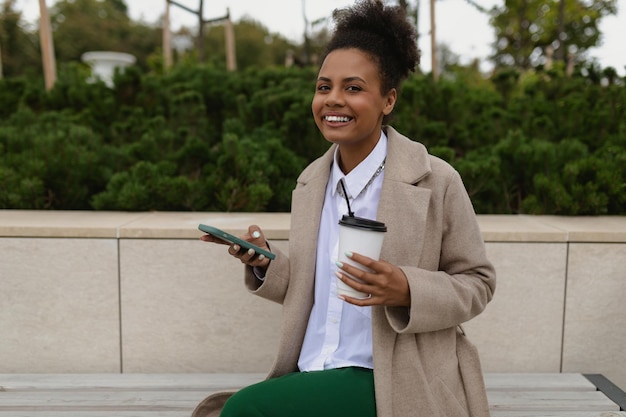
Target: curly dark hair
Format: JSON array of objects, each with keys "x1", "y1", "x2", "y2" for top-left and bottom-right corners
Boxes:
[{"x1": 323, "y1": 0, "x2": 421, "y2": 95}]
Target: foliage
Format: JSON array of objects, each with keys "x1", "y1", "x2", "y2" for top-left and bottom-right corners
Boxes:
[
  {"x1": 202, "y1": 18, "x2": 297, "y2": 70},
  {"x1": 0, "y1": 108, "x2": 109, "y2": 209},
  {"x1": 49, "y1": 0, "x2": 161, "y2": 68},
  {"x1": 490, "y1": 0, "x2": 617, "y2": 69},
  {"x1": 1, "y1": 61, "x2": 624, "y2": 215},
  {"x1": 0, "y1": 0, "x2": 40, "y2": 78},
  {"x1": 0, "y1": 1, "x2": 623, "y2": 215},
  {"x1": 0, "y1": 62, "x2": 312, "y2": 212},
  {"x1": 0, "y1": 0, "x2": 161, "y2": 78},
  {"x1": 391, "y1": 64, "x2": 625, "y2": 215}
]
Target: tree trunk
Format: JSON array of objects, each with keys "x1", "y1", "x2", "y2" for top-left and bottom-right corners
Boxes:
[
  {"x1": 225, "y1": 13, "x2": 236, "y2": 71},
  {"x1": 38, "y1": 0, "x2": 57, "y2": 90},
  {"x1": 430, "y1": 0, "x2": 438, "y2": 80},
  {"x1": 163, "y1": 0, "x2": 173, "y2": 70}
]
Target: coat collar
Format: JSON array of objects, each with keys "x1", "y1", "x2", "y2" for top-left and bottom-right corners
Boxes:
[
  {"x1": 382, "y1": 125, "x2": 431, "y2": 185},
  {"x1": 292, "y1": 126, "x2": 433, "y2": 265},
  {"x1": 296, "y1": 126, "x2": 432, "y2": 188}
]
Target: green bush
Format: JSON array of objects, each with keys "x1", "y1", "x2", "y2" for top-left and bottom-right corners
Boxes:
[
  {"x1": 0, "y1": 63, "x2": 624, "y2": 214},
  {"x1": 0, "y1": 108, "x2": 108, "y2": 209}
]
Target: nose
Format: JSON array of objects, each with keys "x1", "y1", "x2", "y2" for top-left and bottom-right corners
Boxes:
[{"x1": 325, "y1": 88, "x2": 343, "y2": 107}]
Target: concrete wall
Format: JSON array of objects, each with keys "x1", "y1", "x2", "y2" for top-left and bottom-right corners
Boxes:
[{"x1": 1, "y1": 211, "x2": 625, "y2": 390}]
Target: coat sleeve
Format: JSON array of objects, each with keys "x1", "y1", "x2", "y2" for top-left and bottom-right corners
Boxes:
[
  {"x1": 386, "y1": 169, "x2": 496, "y2": 334},
  {"x1": 243, "y1": 245, "x2": 291, "y2": 305}
]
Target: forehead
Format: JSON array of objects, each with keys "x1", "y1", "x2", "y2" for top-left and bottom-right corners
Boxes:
[{"x1": 318, "y1": 48, "x2": 380, "y2": 80}]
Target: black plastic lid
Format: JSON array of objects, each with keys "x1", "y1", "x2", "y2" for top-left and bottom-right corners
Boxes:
[{"x1": 339, "y1": 215, "x2": 387, "y2": 232}]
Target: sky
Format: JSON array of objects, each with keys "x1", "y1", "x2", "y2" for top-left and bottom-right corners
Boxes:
[{"x1": 15, "y1": 0, "x2": 626, "y2": 75}]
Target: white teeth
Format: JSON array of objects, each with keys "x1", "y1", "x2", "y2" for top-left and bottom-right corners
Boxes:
[{"x1": 325, "y1": 115, "x2": 351, "y2": 122}]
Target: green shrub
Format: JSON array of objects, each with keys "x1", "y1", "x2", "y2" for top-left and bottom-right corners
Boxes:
[
  {"x1": 0, "y1": 108, "x2": 107, "y2": 209},
  {"x1": 0, "y1": 63, "x2": 624, "y2": 214},
  {"x1": 91, "y1": 161, "x2": 194, "y2": 211}
]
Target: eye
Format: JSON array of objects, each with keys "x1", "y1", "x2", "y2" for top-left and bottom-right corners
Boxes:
[
  {"x1": 346, "y1": 85, "x2": 362, "y2": 92},
  {"x1": 316, "y1": 84, "x2": 331, "y2": 92}
]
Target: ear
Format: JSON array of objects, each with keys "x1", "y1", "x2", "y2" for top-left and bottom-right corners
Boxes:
[{"x1": 383, "y1": 88, "x2": 397, "y2": 116}]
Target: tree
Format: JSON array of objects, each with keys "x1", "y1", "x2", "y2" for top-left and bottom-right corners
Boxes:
[
  {"x1": 50, "y1": 0, "x2": 160, "y2": 69},
  {"x1": 200, "y1": 18, "x2": 297, "y2": 70},
  {"x1": 491, "y1": 0, "x2": 617, "y2": 69},
  {"x1": 0, "y1": 0, "x2": 40, "y2": 78}
]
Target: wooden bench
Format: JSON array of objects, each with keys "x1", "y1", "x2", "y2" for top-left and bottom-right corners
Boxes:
[{"x1": 0, "y1": 373, "x2": 624, "y2": 416}]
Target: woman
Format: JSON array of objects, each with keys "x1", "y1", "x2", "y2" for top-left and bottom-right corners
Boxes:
[{"x1": 194, "y1": 1, "x2": 496, "y2": 416}]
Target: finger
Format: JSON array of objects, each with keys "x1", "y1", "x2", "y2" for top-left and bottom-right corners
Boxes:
[
  {"x1": 344, "y1": 251, "x2": 379, "y2": 271},
  {"x1": 336, "y1": 260, "x2": 374, "y2": 285},
  {"x1": 247, "y1": 225, "x2": 272, "y2": 258},
  {"x1": 247, "y1": 225, "x2": 262, "y2": 241},
  {"x1": 339, "y1": 292, "x2": 374, "y2": 306},
  {"x1": 238, "y1": 247, "x2": 260, "y2": 264},
  {"x1": 335, "y1": 269, "x2": 373, "y2": 296},
  {"x1": 335, "y1": 270, "x2": 360, "y2": 288},
  {"x1": 240, "y1": 248, "x2": 271, "y2": 268},
  {"x1": 255, "y1": 253, "x2": 272, "y2": 268},
  {"x1": 248, "y1": 226, "x2": 272, "y2": 252},
  {"x1": 335, "y1": 274, "x2": 374, "y2": 306},
  {"x1": 244, "y1": 247, "x2": 256, "y2": 260},
  {"x1": 200, "y1": 234, "x2": 229, "y2": 245},
  {"x1": 228, "y1": 244, "x2": 242, "y2": 257}
]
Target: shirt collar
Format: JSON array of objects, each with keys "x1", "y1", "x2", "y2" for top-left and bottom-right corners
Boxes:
[{"x1": 330, "y1": 131, "x2": 388, "y2": 200}]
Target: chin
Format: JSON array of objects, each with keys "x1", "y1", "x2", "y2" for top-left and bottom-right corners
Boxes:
[{"x1": 321, "y1": 133, "x2": 345, "y2": 145}]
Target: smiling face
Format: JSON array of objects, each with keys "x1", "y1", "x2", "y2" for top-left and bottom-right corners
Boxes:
[{"x1": 312, "y1": 48, "x2": 397, "y2": 171}]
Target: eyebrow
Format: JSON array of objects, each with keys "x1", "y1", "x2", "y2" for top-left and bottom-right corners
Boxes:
[{"x1": 316, "y1": 76, "x2": 367, "y2": 83}]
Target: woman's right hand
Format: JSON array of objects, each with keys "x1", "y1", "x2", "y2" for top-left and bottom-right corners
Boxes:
[{"x1": 200, "y1": 224, "x2": 272, "y2": 270}]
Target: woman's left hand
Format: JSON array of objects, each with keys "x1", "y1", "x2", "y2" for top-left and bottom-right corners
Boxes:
[{"x1": 336, "y1": 252, "x2": 411, "y2": 307}]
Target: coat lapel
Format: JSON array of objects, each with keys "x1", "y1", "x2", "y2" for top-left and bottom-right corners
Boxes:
[
  {"x1": 371, "y1": 127, "x2": 434, "y2": 395},
  {"x1": 290, "y1": 147, "x2": 334, "y2": 265},
  {"x1": 270, "y1": 147, "x2": 333, "y2": 374},
  {"x1": 377, "y1": 126, "x2": 432, "y2": 267}
]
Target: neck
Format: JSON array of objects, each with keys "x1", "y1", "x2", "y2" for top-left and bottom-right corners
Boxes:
[
  {"x1": 337, "y1": 153, "x2": 359, "y2": 174},
  {"x1": 337, "y1": 140, "x2": 380, "y2": 174}
]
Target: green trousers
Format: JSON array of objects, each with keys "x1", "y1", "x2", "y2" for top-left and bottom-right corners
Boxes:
[{"x1": 220, "y1": 367, "x2": 376, "y2": 417}]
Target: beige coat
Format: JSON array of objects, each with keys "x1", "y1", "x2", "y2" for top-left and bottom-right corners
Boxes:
[{"x1": 192, "y1": 126, "x2": 496, "y2": 417}]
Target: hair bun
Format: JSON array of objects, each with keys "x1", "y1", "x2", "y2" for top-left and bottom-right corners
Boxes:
[{"x1": 328, "y1": 0, "x2": 420, "y2": 83}]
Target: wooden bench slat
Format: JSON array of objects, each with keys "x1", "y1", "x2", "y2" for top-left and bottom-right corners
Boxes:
[
  {"x1": 487, "y1": 391, "x2": 620, "y2": 411},
  {"x1": 1, "y1": 409, "x2": 625, "y2": 417},
  {"x1": 0, "y1": 413, "x2": 188, "y2": 417},
  {"x1": 0, "y1": 373, "x2": 623, "y2": 416},
  {"x1": 0, "y1": 372, "x2": 598, "y2": 391},
  {"x1": 0, "y1": 390, "x2": 210, "y2": 409},
  {"x1": 484, "y1": 373, "x2": 597, "y2": 391},
  {"x1": 490, "y1": 412, "x2": 626, "y2": 417},
  {"x1": 0, "y1": 373, "x2": 264, "y2": 392}
]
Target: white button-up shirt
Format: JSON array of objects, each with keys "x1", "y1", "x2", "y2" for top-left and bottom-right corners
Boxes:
[{"x1": 297, "y1": 131, "x2": 387, "y2": 371}]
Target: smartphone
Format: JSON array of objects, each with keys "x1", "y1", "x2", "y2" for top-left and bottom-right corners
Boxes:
[{"x1": 198, "y1": 224, "x2": 276, "y2": 260}]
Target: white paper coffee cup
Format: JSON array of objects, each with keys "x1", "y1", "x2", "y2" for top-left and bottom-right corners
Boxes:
[{"x1": 337, "y1": 215, "x2": 387, "y2": 299}]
